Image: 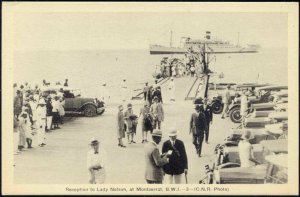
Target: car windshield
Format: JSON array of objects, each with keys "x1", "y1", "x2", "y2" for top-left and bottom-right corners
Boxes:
[{"x1": 64, "y1": 91, "x2": 75, "y2": 98}]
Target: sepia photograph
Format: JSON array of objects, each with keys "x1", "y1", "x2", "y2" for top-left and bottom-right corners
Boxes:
[{"x1": 2, "y1": 2, "x2": 299, "y2": 195}]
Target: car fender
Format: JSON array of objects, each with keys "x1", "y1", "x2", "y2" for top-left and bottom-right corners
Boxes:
[
  {"x1": 212, "y1": 98, "x2": 222, "y2": 105},
  {"x1": 79, "y1": 102, "x2": 97, "y2": 111},
  {"x1": 228, "y1": 104, "x2": 240, "y2": 111}
]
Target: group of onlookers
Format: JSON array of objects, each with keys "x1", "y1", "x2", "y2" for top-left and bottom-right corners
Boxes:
[
  {"x1": 13, "y1": 80, "x2": 67, "y2": 155},
  {"x1": 155, "y1": 54, "x2": 205, "y2": 80},
  {"x1": 117, "y1": 85, "x2": 165, "y2": 147}
]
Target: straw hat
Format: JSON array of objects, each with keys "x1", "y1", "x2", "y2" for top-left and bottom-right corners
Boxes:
[
  {"x1": 144, "y1": 102, "x2": 149, "y2": 106},
  {"x1": 168, "y1": 129, "x2": 178, "y2": 137},
  {"x1": 89, "y1": 137, "x2": 99, "y2": 145},
  {"x1": 152, "y1": 130, "x2": 162, "y2": 137},
  {"x1": 241, "y1": 130, "x2": 254, "y2": 140}
]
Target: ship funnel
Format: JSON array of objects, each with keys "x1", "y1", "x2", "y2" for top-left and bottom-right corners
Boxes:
[{"x1": 205, "y1": 31, "x2": 211, "y2": 40}]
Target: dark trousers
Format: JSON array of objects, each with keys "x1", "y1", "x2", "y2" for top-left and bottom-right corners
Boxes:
[
  {"x1": 146, "y1": 179, "x2": 162, "y2": 184},
  {"x1": 193, "y1": 134, "x2": 204, "y2": 155},
  {"x1": 143, "y1": 92, "x2": 147, "y2": 101},
  {"x1": 205, "y1": 123, "x2": 210, "y2": 142}
]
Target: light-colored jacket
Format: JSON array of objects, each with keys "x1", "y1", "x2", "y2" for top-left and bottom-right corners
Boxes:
[
  {"x1": 144, "y1": 141, "x2": 168, "y2": 181},
  {"x1": 223, "y1": 90, "x2": 231, "y2": 104},
  {"x1": 150, "y1": 102, "x2": 164, "y2": 121},
  {"x1": 117, "y1": 111, "x2": 125, "y2": 138}
]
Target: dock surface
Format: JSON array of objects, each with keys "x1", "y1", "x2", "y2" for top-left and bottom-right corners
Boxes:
[{"x1": 14, "y1": 77, "x2": 236, "y2": 184}]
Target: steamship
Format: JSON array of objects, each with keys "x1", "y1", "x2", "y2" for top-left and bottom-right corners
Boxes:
[{"x1": 150, "y1": 31, "x2": 260, "y2": 54}]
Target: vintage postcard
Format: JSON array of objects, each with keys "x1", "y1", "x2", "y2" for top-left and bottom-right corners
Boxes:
[{"x1": 2, "y1": 2, "x2": 299, "y2": 195}]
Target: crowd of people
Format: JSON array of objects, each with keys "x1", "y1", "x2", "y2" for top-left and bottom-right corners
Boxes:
[
  {"x1": 116, "y1": 94, "x2": 165, "y2": 147},
  {"x1": 13, "y1": 79, "x2": 68, "y2": 155},
  {"x1": 154, "y1": 53, "x2": 206, "y2": 80},
  {"x1": 88, "y1": 93, "x2": 214, "y2": 184}
]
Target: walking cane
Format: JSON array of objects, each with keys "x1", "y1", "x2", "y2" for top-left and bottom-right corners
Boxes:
[{"x1": 185, "y1": 173, "x2": 188, "y2": 184}]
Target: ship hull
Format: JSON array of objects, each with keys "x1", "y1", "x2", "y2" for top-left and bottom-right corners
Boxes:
[{"x1": 150, "y1": 45, "x2": 259, "y2": 55}]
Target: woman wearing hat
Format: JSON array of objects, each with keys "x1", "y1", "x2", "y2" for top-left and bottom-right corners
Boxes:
[
  {"x1": 117, "y1": 105, "x2": 126, "y2": 148},
  {"x1": 124, "y1": 103, "x2": 136, "y2": 144},
  {"x1": 18, "y1": 107, "x2": 31, "y2": 150},
  {"x1": 238, "y1": 130, "x2": 261, "y2": 167},
  {"x1": 36, "y1": 99, "x2": 47, "y2": 147},
  {"x1": 139, "y1": 102, "x2": 153, "y2": 143},
  {"x1": 87, "y1": 138, "x2": 107, "y2": 184}
]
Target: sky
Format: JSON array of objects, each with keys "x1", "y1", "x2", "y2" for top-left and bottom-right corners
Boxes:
[{"x1": 12, "y1": 10, "x2": 288, "y2": 51}]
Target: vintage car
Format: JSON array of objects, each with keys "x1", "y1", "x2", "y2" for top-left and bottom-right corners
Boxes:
[
  {"x1": 225, "y1": 128, "x2": 277, "y2": 144},
  {"x1": 212, "y1": 139, "x2": 287, "y2": 184},
  {"x1": 41, "y1": 86, "x2": 105, "y2": 117},
  {"x1": 228, "y1": 85, "x2": 288, "y2": 123},
  {"x1": 209, "y1": 83, "x2": 270, "y2": 114},
  {"x1": 264, "y1": 154, "x2": 288, "y2": 184}
]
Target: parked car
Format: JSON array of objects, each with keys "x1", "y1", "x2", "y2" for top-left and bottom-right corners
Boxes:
[
  {"x1": 210, "y1": 83, "x2": 269, "y2": 114},
  {"x1": 228, "y1": 85, "x2": 288, "y2": 123},
  {"x1": 212, "y1": 139, "x2": 287, "y2": 184},
  {"x1": 41, "y1": 86, "x2": 105, "y2": 117},
  {"x1": 264, "y1": 154, "x2": 288, "y2": 184}
]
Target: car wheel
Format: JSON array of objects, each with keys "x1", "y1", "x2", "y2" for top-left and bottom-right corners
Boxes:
[
  {"x1": 212, "y1": 102, "x2": 223, "y2": 114},
  {"x1": 229, "y1": 107, "x2": 242, "y2": 123},
  {"x1": 83, "y1": 105, "x2": 97, "y2": 117}
]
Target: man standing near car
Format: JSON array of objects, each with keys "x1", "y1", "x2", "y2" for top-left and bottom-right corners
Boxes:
[
  {"x1": 190, "y1": 104, "x2": 207, "y2": 157},
  {"x1": 203, "y1": 98, "x2": 213, "y2": 144},
  {"x1": 162, "y1": 129, "x2": 188, "y2": 184},
  {"x1": 240, "y1": 90, "x2": 248, "y2": 127},
  {"x1": 221, "y1": 85, "x2": 232, "y2": 119}
]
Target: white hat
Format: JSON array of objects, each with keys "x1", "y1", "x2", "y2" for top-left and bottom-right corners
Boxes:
[
  {"x1": 168, "y1": 129, "x2": 178, "y2": 137},
  {"x1": 152, "y1": 130, "x2": 162, "y2": 137},
  {"x1": 102, "y1": 82, "x2": 106, "y2": 86},
  {"x1": 21, "y1": 106, "x2": 28, "y2": 112}
]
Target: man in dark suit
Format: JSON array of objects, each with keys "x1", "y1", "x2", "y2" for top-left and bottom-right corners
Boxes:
[
  {"x1": 144, "y1": 130, "x2": 169, "y2": 184},
  {"x1": 190, "y1": 104, "x2": 207, "y2": 157},
  {"x1": 203, "y1": 98, "x2": 213, "y2": 144},
  {"x1": 162, "y1": 129, "x2": 188, "y2": 184},
  {"x1": 152, "y1": 86, "x2": 163, "y2": 103}
]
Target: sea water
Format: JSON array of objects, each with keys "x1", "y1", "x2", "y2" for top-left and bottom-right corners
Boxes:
[{"x1": 13, "y1": 47, "x2": 287, "y2": 99}]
